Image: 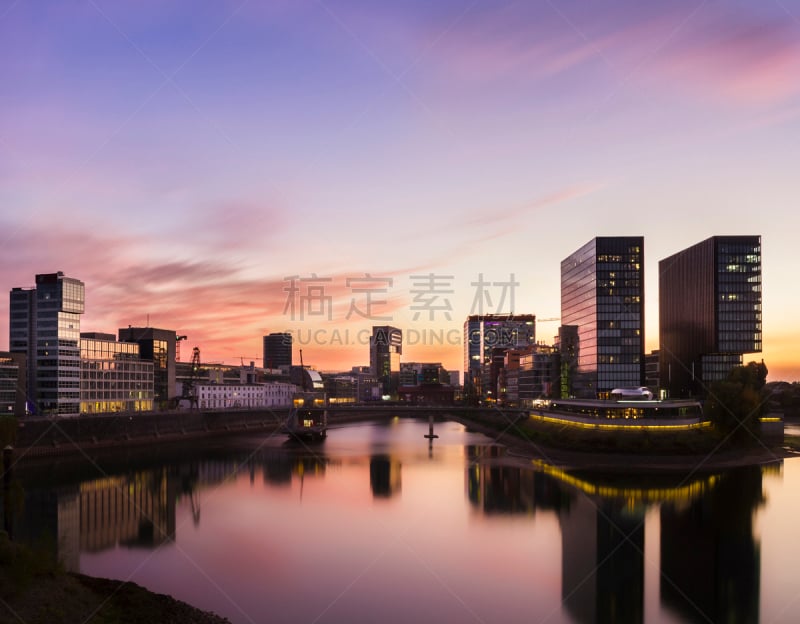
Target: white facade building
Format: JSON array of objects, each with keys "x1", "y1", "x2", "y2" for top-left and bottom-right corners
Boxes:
[{"x1": 196, "y1": 382, "x2": 296, "y2": 410}]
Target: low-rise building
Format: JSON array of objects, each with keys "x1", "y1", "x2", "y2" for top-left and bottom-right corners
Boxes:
[
  {"x1": 397, "y1": 362, "x2": 455, "y2": 405},
  {"x1": 195, "y1": 381, "x2": 296, "y2": 409},
  {"x1": 79, "y1": 333, "x2": 154, "y2": 414}
]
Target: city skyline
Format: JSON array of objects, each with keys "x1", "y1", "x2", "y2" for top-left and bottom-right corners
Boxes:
[{"x1": 2, "y1": 1, "x2": 800, "y2": 380}]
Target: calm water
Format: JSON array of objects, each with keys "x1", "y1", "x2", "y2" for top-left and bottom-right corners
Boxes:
[{"x1": 10, "y1": 417, "x2": 800, "y2": 623}]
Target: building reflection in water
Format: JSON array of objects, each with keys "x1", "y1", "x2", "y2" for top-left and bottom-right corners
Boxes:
[
  {"x1": 369, "y1": 454, "x2": 401, "y2": 498},
  {"x1": 260, "y1": 447, "x2": 329, "y2": 487},
  {"x1": 660, "y1": 463, "x2": 776, "y2": 623},
  {"x1": 465, "y1": 449, "x2": 773, "y2": 624},
  {"x1": 466, "y1": 451, "x2": 646, "y2": 623},
  {"x1": 13, "y1": 468, "x2": 179, "y2": 573},
  {"x1": 80, "y1": 469, "x2": 178, "y2": 553},
  {"x1": 13, "y1": 486, "x2": 81, "y2": 573},
  {"x1": 559, "y1": 494, "x2": 644, "y2": 624},
  {"x1": 466, "y1": 446, "x2": 562, "y2": 514},
  {"x1": 13, "y1": 460, "x2": 242, "y2": 572}
]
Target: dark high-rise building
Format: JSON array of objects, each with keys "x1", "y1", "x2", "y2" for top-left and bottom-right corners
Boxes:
[
  {"x1": 118, "y1": 327, "x2": 177, "y2": 407},
  {"x1": 561, "y1": 237, "x2": 644, "y2": 398},
  {"x1": 263, "y1": 332, "x2": 293, "y2": 369},
  {"x1": 659, "y1": 235, "x2": 762, "y2": 397},
  {"x1": 463, "y1": 314, "x2": 536, "y2": 401},
  {"x1": 645, "y1": 350, "x2": 660, "y2": 395},
  {"x1": 370, "y1": 326, "x2": 402, "y2": 395},
  {"x1": 10, "y1": 272, "x2": 85, "y2": 415}
]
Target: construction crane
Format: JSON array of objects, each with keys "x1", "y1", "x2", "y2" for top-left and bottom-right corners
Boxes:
[
  {"x1": 169, "y1": 346, "x2": 200, "y2": 410},
  {"x1": 183, "y1": 347, "x2": 200, "y2": 410},
  {"x1": 176, "y1": 334, "x2": 187, "y2": 362}
]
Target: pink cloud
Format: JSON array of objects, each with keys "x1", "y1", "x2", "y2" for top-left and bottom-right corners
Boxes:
[
  {"x1": 463, "y1": 182, "x2": 605, "y2": 228},
  {"x1": 384, "y1": 3, "x2": 800, "y2": 107},
  {"x1": 437, "y1": 181, "x2": 607, "y2": 259},
  {"x1": 655, "y1": 11, "x2": 800, "y2": 105},
  {"x1": 0, "y1": 217, "x2": 426, "y2": 369}
]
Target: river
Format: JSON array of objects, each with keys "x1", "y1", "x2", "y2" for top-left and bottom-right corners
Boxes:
[{"x1": 9, "y1": 417, "x2": 800, "y2": 623}]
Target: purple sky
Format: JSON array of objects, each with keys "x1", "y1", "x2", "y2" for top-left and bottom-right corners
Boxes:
[{"x1": 2, "y1": 0, "x2": 799, "y2": 379}]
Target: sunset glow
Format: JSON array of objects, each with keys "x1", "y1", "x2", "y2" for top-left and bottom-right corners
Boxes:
[{"x1": 2, "y1": 1, "x2": 799, "y2": 380}]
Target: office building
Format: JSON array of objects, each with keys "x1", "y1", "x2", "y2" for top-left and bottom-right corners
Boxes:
[
  {"x1": 9, "y1": 272, "x2": 85, "y2": 416},
  {"x1": 561, "y1": 237, "x2": 644, "y2": 398},
  {"x1": 370, "y1": 326, "x2": 402, "y2": 394},
  {"x1": 518, "y1": 345, "x2": 560, "y2": 406},
  {"x1": 263, "y1": 332, "x2": 293, "y2": 369},
  {"x1": 463, "y1": 314, "x2": 536, "y2": 401},
  {"x1": 118, "y1": 327, "x2": 178, "y2": 407},
  {"x1": 659, "y1": 235, "x2": 762, "y2": 397},
  {"x1": 398, "y1": 362, "x2": 454, "y2": 404},
  {"x1": 556, "y1": 325, "x2": 579, "y2": 398},
  {"x1": 351, "y1": 366, "x2": 381, "y2": 402},
  {"x1": 399, "y1": 362, "x2": 449, "y2": 386},
  {"x1": 0, "y1": 351, "x2": 26, "y2": 415},
  {"x1": 79, "y1": 332, "x2": 154, "y2": 414},
  {"x1": 645, "y1": 350, "x2": 660, "y2": 395}
]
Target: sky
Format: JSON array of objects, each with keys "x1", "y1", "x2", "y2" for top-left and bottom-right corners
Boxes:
[{"x1": 1, "y1": 0, "x2": 799, "y2": 380}]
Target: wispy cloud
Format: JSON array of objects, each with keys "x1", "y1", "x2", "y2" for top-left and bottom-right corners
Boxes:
[
  {"x1": 655, "y1": 9, "x2": 800, "y2": 105},
  {"x1": 462, "y1": 182, "x2": 606, "y2": 229},
  {"x1": 371, "y1": 2, "x2": 800, "y2": 106},
  {"x1": 0, "y1": 217, "x2": 427, "y2": 366}
]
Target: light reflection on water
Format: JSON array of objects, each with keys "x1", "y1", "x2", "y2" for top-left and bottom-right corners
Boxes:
[{"x1": 8, "y1": 418, "x2": 800, "y2": 623}]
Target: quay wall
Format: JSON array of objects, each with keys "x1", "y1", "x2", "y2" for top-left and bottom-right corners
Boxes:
[
  {"x1": 10, "y1": 405, "x2": 522, "y2": 458},
  {"x1": 13, "y1": 408, "x2": 290, "y2": 458}
]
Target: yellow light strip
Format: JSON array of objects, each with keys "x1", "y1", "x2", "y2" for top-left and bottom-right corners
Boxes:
[
  {"x1": 531, "y1": 459, "x2": 717, "y2": 503},
  {"x1": 529, "y1": 413, "x2": 710, "y2": 431}
]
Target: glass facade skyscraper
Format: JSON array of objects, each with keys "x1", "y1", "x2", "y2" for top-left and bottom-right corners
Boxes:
[
  {"x1": 659, "y1": 235, "x2": 762, "y2": 397},
  {"x1": 9, "y1": 272, "x2": 85, "y2": 415},
  {"x1": 463, "y1": 314, "x2": 536, "y2": 400},
  {"x1": 561, "y1": 237, "x2": 644, "y2": 398}
]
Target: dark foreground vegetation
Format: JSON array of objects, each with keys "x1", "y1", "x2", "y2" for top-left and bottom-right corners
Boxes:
[{"x1": 0, "y1": 533, "x2": 230, "y2": 624}]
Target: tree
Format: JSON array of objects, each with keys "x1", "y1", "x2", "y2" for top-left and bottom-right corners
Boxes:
[{"x1": 705, "y1": 362, "x2": 769, "y2": 444}]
